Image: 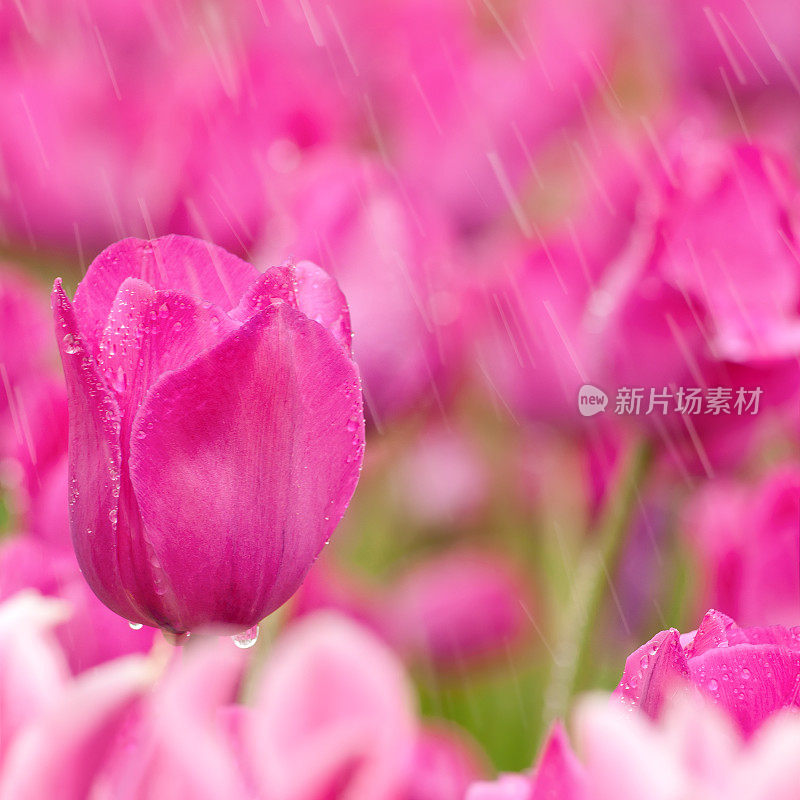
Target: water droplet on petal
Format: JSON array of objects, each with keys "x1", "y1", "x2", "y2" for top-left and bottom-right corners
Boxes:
[
  {"x1": 129, "y1": 622, "x2": 143, "y2": 630},
  {"x1": 62, "y1": 333, "x2": 80, "y2": 354},
  {"x1": 232, "y1": 625, "x2": 259, "y2": 649},
  {"x1": 162, "y1": 630, "x2": 190, "y2": 646}
]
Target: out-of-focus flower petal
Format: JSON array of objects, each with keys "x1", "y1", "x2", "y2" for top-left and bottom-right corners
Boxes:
[
  {"x1": 389, "y1": 549, "x2": 533, "y2": 668},
  {"x1": 0, "y1": 653, "x2": 153, "y2": 800},
  {"x1": 0, "y1": 592, "x2": 69, "y2": 767},
  {"x1": 248, "y1": 612, "x2": 416, "y2": 800},
  {"x1": 404, "y1": 724, "x2": 486, "y2": 800},
  {"x1": 530, "y1": 722, "x2": 588, "y2": 800}
]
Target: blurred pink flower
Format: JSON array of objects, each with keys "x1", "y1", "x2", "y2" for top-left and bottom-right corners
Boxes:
[
  {"x1": 388, "y1": 549, "x2": 533, "y2": 669},
  {"x1": 591, "y1": 130, "x2": 800, "y2": 388},
  {"x1": 475, "y1": 123, "x2": 646, "y2": 424},
  {"x1": 259, "y1": 151, "x2": 464, "y2": 426},
  {"x1": 403, "y1": 724, "x2": 486, "y2": 800},
  {"x1": 577, "y1": 692, "x2": 800, "y2": 800},
  {"x1": 393, "y1": 423, "x2": 489, "y2": 528},
  {"x1": 0, "y1": 592, "x2": 70, "y2": 769},
  {"x1": 0, "y1": 1, "x2": 351, "y2": 255},
  {"x1": 391, "y1": 0, "x2": 620, "y2": 236},
  {"x1": 582, "y1": 129, "x2": 800, "y2": 471},
  {"x1": 0, "y1": 592, "x2": 154, "y2": 799},
  {"x1": 615, "y1": 609, "x2": 800, "y2": 737},
  {"x1": 0, "y1": 265, "x2": 70, "y2": 544},
  {"x1": 666, "y1": 0, "x2": 800, "y2": 96},
  {"x1": 98, "y1": 638, "x2": 251, "y2": 799},
  {"x1": 246, "y1": 612, "x2": 417, "y2": 800},
  {"x1": 0, "y1": 537, "x2": 156, "y2": 673},
  {"x1": 53, "y1": 235, "x2": 364, "y2": 636},
  {"x1": 470, "y1": 692, "x2": 800, "y2": 800},
  {"x1": 684, "y1": 464, "x2": 800, "y2": 626},
  {"x1": 290, "y1": 557, "x2": 390, "y2": 642}
]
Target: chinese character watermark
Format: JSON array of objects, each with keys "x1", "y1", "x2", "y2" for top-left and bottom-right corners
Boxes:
[{"x1": 578, "y1": 385, "x2": 763, "y2": 417}]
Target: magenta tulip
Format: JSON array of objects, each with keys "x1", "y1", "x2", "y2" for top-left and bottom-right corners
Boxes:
[
  {"x1": 53, "y1": 235, "x2": 364, "y2": 637},
  {"x1": 615, "y1": 610, "x2": 800, "y2": 736}
]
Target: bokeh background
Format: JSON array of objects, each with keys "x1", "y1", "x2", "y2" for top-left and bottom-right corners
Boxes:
[{"x1": 1, "y1": 0, "x2": 799, "y2": 789}]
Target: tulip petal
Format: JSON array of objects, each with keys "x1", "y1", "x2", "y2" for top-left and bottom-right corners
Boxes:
[
  {"x1": 688, "y1": 643, "x2": 800, "y2": 737},
  {"x1": 465, "y1": 775, "x2": 533, "y2": 800},
  {"x1": 531, "y1": 721, "x2": 588, "y2": 800},
  {"x1": 230, "y1": 263, "x2": 299, "y2": 322},
  {"x1": 294, "y1": 260, "x2": 353, "y2": 354},
  {"x1": 98, "y1": 277, "x2": 236, "y2": 433},
  {"x1": 684, "y1": 609, "x2": 736, "y2": 657},
  {"x1": 0, "y1": 655, "x2": 152, "y2": 800},
  {"x1": 128, "y1": 303, "x2": 364, "y2": 631},
  {"x1": 248, "y1": 612, "x2": 416, "y2": 800},
  {"x1": 0, "y1": 592, "x2": 70, "y2": 766},
  {"x1": 73, "y1": 235, "x2": 258, "y2": 346},
  {"x1": 52, "y1": 281, "x2": 146, "y2": 624},
  {"x1": 615, "y1": 629, "x2": 689, "y2": 718},
  {"x1": 232, "y1": 260, "x2": 352, "y2": 353}
]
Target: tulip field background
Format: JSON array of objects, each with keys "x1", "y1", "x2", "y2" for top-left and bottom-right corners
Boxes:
[{"x1": 1, "y1": 1, "x2": 800, "y2": 798}]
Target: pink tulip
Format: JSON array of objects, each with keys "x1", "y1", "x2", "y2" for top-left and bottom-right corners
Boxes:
[
  {"x1": 470, "y1": 694, "x2": 800, "y2": 800},
  {"x1": 684, "y1": 465, "x2": 800, "y2": 627},
  {"x1": 388, "y1": 549, "x2": 533, "y2": 669},
  {"x1": 53, "y1": 235, "x2": 364, "y2": 636},
  {"x1": 615, "y1": 609, "x2": 800, "y2": 736},
  {"x1": 583, "y1": 129, "x2": 800, "y2": 472},
  {"x1": 99, "y1": 639, "x2": 251, "y2": 800},
  {"x1": 247, "y1": 611, "x2": 417, "y2": 800},
  {"x1": 591, "y1": 130, "x2": 800, "y2": 387}
]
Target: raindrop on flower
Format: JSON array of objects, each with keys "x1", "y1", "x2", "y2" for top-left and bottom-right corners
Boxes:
[
  {"x1": 62, "y1": 333, "x2": 80, "y2": 354},
  {"x1": 232, "y1": 625, "x2": 259, "y2": 649},
  {"x1": 129, "y1": 622, "x2": 143, "y2": 630}
]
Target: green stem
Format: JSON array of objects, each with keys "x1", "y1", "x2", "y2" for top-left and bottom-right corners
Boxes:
[{"x1": 542, "y1": 438, "x2": 653, "y2": 725}]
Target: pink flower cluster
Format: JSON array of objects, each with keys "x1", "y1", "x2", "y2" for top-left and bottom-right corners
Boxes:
[
  {"x1": 0, "y1": 0, "x2": 799, "y2": 795},
  {"x1": 0, "y1": 596, "x2": 485, "y2": 800}
]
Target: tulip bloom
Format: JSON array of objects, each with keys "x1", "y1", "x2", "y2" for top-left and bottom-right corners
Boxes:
[
  {"x1": 53, "y1": 235, "x2": 364, "y2": 636},
  {"x1": 615, "y1": 609, "x2": 800, "y2": 736}
]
